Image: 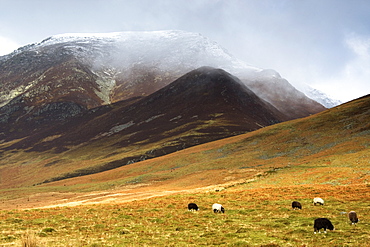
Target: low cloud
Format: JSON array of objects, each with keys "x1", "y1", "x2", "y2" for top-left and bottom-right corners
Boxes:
[
  {"x1": 0, "y1": 36, "x2": 19, "y2": 56},
  {"x1": 311, "y1": 33, "x2": 370, "y2": 102},
  {"x1": 0, "y1": 0, "x2": 369, "y2": 103},
  {"x1": 344, "y1": 34, "x2": 370, "y2": 77}
]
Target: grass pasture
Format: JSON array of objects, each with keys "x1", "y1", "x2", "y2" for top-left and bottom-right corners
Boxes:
[{"x1": 0, "y1": 184, "x2": 369, "y2": 246}]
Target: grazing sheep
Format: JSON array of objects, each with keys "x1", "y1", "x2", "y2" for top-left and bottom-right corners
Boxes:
[
  {"x1": 212, "y1": 203, "x2": 225, "y2": 213},
  {"x1": 314, "y1": 218, "x2": 335, "y2": 234},
  {"x1": 292, "y1": 201, "x2": 302, "y2": 210},
  {"x1": 188, "y1": 203, "x2": 199, "y2": 211},
  {"x1": 313, "y1": 197, "x2": 324, "y2": 206},
  {"x1": 348, "y1": 211, "x2": 359, "y2": 225}
]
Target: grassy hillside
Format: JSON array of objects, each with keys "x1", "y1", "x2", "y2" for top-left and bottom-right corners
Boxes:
[
  {"x1": 0, "y1": 93, "x2": 368, "y2": 205},
  {"x1": 0, "y1": 95, "x2": 369, "y2": 246},
  {"x1": 50, "y1": 94, "x2": 370, "y2": 189}
]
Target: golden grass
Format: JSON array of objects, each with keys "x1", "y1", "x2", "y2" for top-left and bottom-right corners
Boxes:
[{"x1": 0, "y1": 184, "x2": 369, "y2": 246}]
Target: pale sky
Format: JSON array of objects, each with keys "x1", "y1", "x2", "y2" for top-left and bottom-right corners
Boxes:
[{"x1": 1, "y1": 0, "x2": 370, "y2": 102}]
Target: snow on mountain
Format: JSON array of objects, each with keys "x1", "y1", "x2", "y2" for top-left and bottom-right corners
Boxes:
[
  {"x1": 33, "y1": 30, "x2": 259, "y2": 74},
  {"x1": 297, "y1": 84, "x2": 342, "y2": 108},
  {"x1": 0, "y1": 30, "x2": 329, "y2": 114},
  {"x1": 1, "y1": 30, "x2": 263, "y2": 106}
]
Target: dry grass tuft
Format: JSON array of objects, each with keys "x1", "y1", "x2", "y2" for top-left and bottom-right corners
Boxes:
[{"x1": 20, "y1": 230, "x2": 38, "y2": 247}]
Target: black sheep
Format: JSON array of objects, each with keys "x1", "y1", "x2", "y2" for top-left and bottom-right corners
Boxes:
[
  {"x1": 348, "y1": 211, "x2": 359, "y2": 225},
  {"x1": 314, "y1": 218, "x2": 335, "y2": 234},
  {"x1": 188, "y1": 203, "x2": 199, "y2": 211},
  {"x1": 292, "y1": 201, "x2": 302, "y2": 210}
]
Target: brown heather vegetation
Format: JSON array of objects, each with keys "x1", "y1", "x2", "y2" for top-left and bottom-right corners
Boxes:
[{"x1": 0, "y1": 95, "x2": 369, "y2": 246}]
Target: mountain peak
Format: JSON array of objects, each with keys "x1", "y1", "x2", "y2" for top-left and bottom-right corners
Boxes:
[
  {"x1": 30, "y1": 30, "x2": 258, "y2": 73},
  {"x1": 0, "y1": 31, "x2": 326, "y2": 142},
  {"x1": 144, "y1": 66, "x2": 288, "y2": 125},
  {"x1": 39, "y1": 30, "x2": 194, "y2": 45}
]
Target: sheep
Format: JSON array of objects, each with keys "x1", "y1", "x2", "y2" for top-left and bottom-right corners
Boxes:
[
  {"x1": 212, "y1": 203, "x2": 225, "y2": 213},
  {"x1": 314, "y1": 218, "x2": 335, "y2": 234},
  {"x1": 292, "y1": 201, "x2": 302, "y2": 210},
  {"x1": 348, "y1": 211, "x2": 359, "y2": 225},
  {"x1": 313, "y1": 197, "x2": 324, "y2": 206},
  {"x1": 188, "y1": 203, "x2": 199, "y2": 211}
]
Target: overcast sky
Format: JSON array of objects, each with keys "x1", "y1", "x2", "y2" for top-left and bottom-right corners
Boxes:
[{"x1": 1, "y1": 0, "x2": 370, "y2": 102}]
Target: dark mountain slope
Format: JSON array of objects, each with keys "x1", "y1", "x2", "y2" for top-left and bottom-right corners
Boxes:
[
  {"x1": 0, "y1": 67, "x2": 288, "y2": 185},
  {"x1": 14, "y1": 67, "x2": 287, "y2": 152}
]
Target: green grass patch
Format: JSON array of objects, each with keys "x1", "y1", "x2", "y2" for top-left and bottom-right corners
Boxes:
[{"x1": 0, "y1": 187, "x2": 369, "y2": 246}]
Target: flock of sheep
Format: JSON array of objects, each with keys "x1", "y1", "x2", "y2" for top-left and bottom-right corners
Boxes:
[
  {"x1": 296, "y1": 197, "x2": 359, "y2": 234},
  {"x1": 187, "y1": 197, "x2": 359, "y2": 234}
]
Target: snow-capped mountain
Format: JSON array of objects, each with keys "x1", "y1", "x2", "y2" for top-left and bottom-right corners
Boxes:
[
  {"x1": 0, "y1": 30, "x2": 257, "y2": 107},
  {"x1": 0, "y1": 31, "x2": 329, "y2": 184},
  {"x1": 298, "y1": 84, "x2": 342, "y2": 108},
  {"x1": 0, "y1": 30, "x2": 326, "y2": 142},
  {"x1": 1, "y1": 30, "x2": 325, "y2": 111},
  {"x1": 36, "y1": 31, "x2": 254, "y2": 71}
]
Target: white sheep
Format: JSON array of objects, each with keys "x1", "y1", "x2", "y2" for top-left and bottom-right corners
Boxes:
[
  {"x1": 313, "y1": 197, "x2": 324, "y2": 205},
  {"x1": 212, "y1": 203, "x2": 225, "y2": 213}
]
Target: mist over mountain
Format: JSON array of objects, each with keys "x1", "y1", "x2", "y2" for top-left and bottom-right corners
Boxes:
[
  {"x1": 0, "y1": 32, "x2": 330, "y2": 173},
  {"x1": 0, "y1": 30, "x2": 328, "y2": 108},
  {"x1": 0, "y1": 30, "x2": 348, "y2": 187},
  {"x1": 0, "y1": 31, "x2": 253, "y2": 106},
  {"x1": 0, "y1": 31, "x2": 326, "y2": 140},
  {"x1": 239, "y1": 69, "x2": 327, "y2": 118}
]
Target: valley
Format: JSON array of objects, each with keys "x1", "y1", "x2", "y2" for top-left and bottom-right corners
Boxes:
[{"x1": 0, "y1": 31, "x2": 368, "y2": 246}]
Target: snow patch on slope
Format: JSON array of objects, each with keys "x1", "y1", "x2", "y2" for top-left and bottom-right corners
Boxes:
[{"x1": 297, "y1": 84, "x2": 342, "y2": 108}]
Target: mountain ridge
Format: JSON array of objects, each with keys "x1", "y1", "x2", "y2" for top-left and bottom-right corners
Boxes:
[
  {"x1": 0, "y1": 31, "x2": 330, "y2": 187},
  {"x1": 0, "y1": 30, "x2": 341, "y2": 107},
  {"x1": 0, "y1": 30, "x2": 326, "y2": 108},
  {"x1": 1, "y1": 67, "x2": 291, "y2": 185},
  {"x1": 0, "y1": 30, "x2": 326, "y2": 142}
]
